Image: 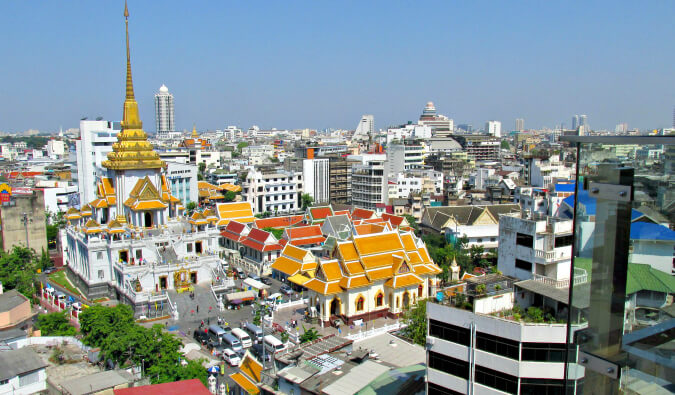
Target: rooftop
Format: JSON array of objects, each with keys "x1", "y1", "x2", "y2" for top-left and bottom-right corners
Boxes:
[
  {"x1": 0, "y1": 347, "x2": 48, "y2": 381},
  {"x1": 60, "y1": 370, "x2": 133, "y2": 395}
]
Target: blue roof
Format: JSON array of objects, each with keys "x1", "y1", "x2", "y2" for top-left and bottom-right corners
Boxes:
[
  {"x1": 554, "y1": 182, "x2": 576, "y2": 193},
  {"x1": 630, "y1": 222, "x2": 675, "y2": 241},
  {"x1": 562, "y1": 192, "x2": 643, "y2": 221}
]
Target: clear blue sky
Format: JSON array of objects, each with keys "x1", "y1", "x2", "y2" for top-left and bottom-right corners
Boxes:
[{"x1": 1, "y1": 1, "x2": 674, "y2": 133}]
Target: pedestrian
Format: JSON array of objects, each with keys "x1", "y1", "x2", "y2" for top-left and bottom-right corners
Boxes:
[
  {"x1": 197, "y1": 305, "x2": 199, "y2": 313},
  {"x1": 207, "y1": 317, "x2": 211, "y2": 325}
]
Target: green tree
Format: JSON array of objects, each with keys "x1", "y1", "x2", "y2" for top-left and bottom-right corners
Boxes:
[
  {"x1": 400, "y1": 299, "x2": 427, "y2": 346},
  {"x1": 299, "y1": 326, "x2": 320, "y2": 343},
  {"x1": 402, "y1": 214, "x2": 419, "y2": 234},
  {"x1": 236, "y1": 142, "x2": 249, "y2": 152},
  {"x1": 79, "y1": 304, "x2": 135, "y2": 347},
  {"x1": 263, "y1": 227, "x2": 284, "y2": 240},
  {"x1": 185, "y1": 202, "x2": 197, "y2": 214},
  {"x1": 36, "y1": 311, "x2": 76, "y2": 336},
  {"x1": 198, "y1": 162, "x2": 206, "y2": 174},
  {"x1": 301, "y1": 193, "x2": 313, "y2": 210},
  {"x1": 0, "y1": 246, "x2": 41, "y2": 299},
  {"x1": 223, "y1": 190, "x2": 237, "y2": 202},
  {"x1": 500, "y1": 140, "x2": 510, "y2": 150}
]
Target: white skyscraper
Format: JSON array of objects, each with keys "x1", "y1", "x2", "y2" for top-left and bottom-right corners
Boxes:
[
  {"x1": 579, "y1": 114, "x2": 588, "y2": 129},
  {"x1": 302, "y1": 158, "x2": 330, "y2": 204},
  {"x1": 572, "y1": 115, "x2": 579, "y2": 130},
  {"x1": 75, "y1": 120, "x2": 120, "y2": 205},
  {"x1": 515, "y1": 118, "x2": 524, "y2": 132},
  {"x1": 154, "y1": 84, "x2": 174, "y2": 137},
  {"x1": 353, "y1": 114, "x2": 374, "y2": 141},
  {"x1": 485, "y1": 120, "x2": 502, "y2": 137}
]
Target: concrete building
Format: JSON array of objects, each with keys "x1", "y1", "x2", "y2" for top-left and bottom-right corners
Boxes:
[
  {"x1": 426, "y1": 276, "x2": 584, "y2": 394},
  {"x1": 0, "y1": 348, "x2": 48, "y2": 395},
  {"x1": 386, "y1": 124, "x2": 432, "y2": 144},
  {"x1": 302, "y1": 159, "x2": 329, "y2": 205},
  {"x1": 0, "y1": 189, "x2": 48, "y2": 253},
  {"x1": 498, "y1": 214, "x2": 574, "y2": 282},
  {"x1": 47, "y1": 139, "x2": 66, "y2": 159},
  {"x1": 350, "y1": 154, "x2": 387, "y2": 210},
  {"x1": 242, "y1": 169, "x2": 303, "y2": 215},
  {"x1": 37, "y1": 181, "x2": 79, "y2": 214},
  {"x1": 241, "y1": 145, "x2": 274, "y2": 166},
  {"x1": 0, "y1": 290, "x2": 33, "y2": 331},
  {"x1": 515, "y1": 118, "x2": 524, "y2": 132},
  {"x1": 353, "y1": 114, "x2": 374, "y2": 141},
  {"x1": 154, "y1": 84, "x2": 175, "y2": 138},
  {"x1": 485, "y1": 120, "x2": 502, "y2": 137},
  {"x1": 328, "y1": 156, "x2": 354, "y2": 205},
  {"x1": 165, "y1": 161, "x2": 198, "y2": 205},
  {"x1": 75, "y1": 120, "x2": 120, "y2": 206},
  {"x1": 387, "y1": 143, "x2": 425, "y2": 176},
  {"x1": 419, "y1": 101, "x2": 454, "y2": 136}
]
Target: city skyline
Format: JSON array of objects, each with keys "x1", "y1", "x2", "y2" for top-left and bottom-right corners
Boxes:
[{"x1": 1, "y1": 1, "x2": 674, "y2": 133}]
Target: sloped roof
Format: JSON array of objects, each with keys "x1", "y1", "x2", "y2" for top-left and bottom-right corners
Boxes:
[
  {"x1": 626, "y1": 264, "x2": 675, "y2": 295},
  {"x1": 309, "y1": 206, "x2": 334, "y2": 221},
  {"x1": 352, "y1": 208, "x2": 375, "y2": 220},
  {"x1": 630, "y1": 222, "x2": 675, "y2": 241},
  {"x1": 254, "y1": 215, "x2": 304, "y2": 229},
  {"x1": 216, "y1": 201, "x2": 255, "y2": 226}
]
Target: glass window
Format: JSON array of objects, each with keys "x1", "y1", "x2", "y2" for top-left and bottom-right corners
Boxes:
[
  {"x1": 520, "y1": 378, "x2": 566, "y2": 395},
  {"x1": 475, "y1": 365, "x2": 518, "y2": 394},
  {"x1": 515, "y1": 259, "x2": 532, "y2": 271},
  {"x1": 429, "y1": 319, "x2": 470, "y2": 346},
  {"x1": 521, "y1": 342, "x2": 568, "y2": 363},
  {"x1": 554, "y1": 234, "x2": 573, "y2": 248},
  {"x1": 475, "y1": 332, "x2": 520, "y2": 360},
  {"x1": 428, "y1": 351, "x2": 469, "y2": 379},
  {"x1": 428, "y1": 383, "x2": 464, "y2": 395},
  {"x1": 356, "y1": 297, "x2": 364, "y2": 311}
]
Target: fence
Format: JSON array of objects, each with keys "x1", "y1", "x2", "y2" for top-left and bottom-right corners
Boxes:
[
  {"x1": 274, "y1": 298, "x2": 308, "y2": 311},
  {"x1": 344, "y1": 322, "x2": 406, "y2": 342}
]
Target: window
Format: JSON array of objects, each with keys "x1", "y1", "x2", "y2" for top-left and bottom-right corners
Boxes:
[
  {"x1": 19, "y1": 371, "x2": 40, "y2": 387},
  {"x1": 429, "y1": 319, "x2": 470, "y2": 346},
  {"x1": 428, "y1": 351, "x2": 469, "y2": 379},
  {"x1": 98, "y1": 270, "x2": 104, "y2": 279},
  {"x1": 96, "y1": 251, "x2": 103, "y2": 260},
  {"x1": 428, "y1": 383, "x2": 464, "y2": 395},
  {"x1": 491, "y1": 237, "x2": 496, "y2": 242},
  {"x1": 375, "y1": 293, "x2": 383, "y2": 307},
  {"x1": 521, "y1": 342, "x2": 569, "y2": 363},
  {"x1": 418, "y1": 284, "x2": 423, "y2": 297},
  {"x1": 554, "y1": 234, "x2": 573, "y2": 248},
  {"x1": 356, "y1": 296, "x2": 364, "y2": 311},
  {"x1": 520, "y1": 378, "x2": 566, "y2": 395},
  {"x1": 475, "y1": 332, "x2": 520, "y2": 359},
  {"x1": 477, "y1": 238, "x2": 483, "y2": 243},
  {"x1": 187, "y1": 243, "x2": 193, "y2": 253},
  {"x1": 516, "y1": 232, "x2": 534, "y2": 248},
  {"x1": 135, "y1": 249, "x2": 142, "y2": 259},
  {"x1": 475, "y1": 365, "x2": 518, "y2": 394},
  {"x1": 515, "y1": 259, "x2": 532, "y2": 271}
]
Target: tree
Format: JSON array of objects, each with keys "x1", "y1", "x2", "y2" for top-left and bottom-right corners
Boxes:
[
  {"x1": 402, "y1": 214, "x2": 419, "y2": 234},
  {"x1": 263, "y1": 227, "x2": 284, "y2": 240},
  {"x1": 79, "y1": 304, "x2": 135, "y2": 347},
  {"x1": 236, "y1": 142, "x2": 249, "y2": 151},
  {"x1": 469, "y1": 245, "x2": 489, "y2": 269},
  {"x1": 400, "y1": 299, "x2": 427, "y2": 346},
  {"x1": 198, "y1": 162, "x2": 206, "y2": 174},
  {"x1": 500, "y1": 140, "x2": 510, "y2": 150},
  {"x1": 185, "y1": 202, "x2": 197, "y2": 214},
  {"x1": 299, "y1": 326, "x2": 320, "y2": 343},
  {"x1": 0, "y1": 246, "x2": 42, "y2": 299},
  {"x1": 301, "y1": 193, "x2": 313, "y2": 210},
  {"x1": 223, "y1": 190, "x2": 237, "y2": 202},
  {"x1": 36, "y1": 311, "x2": 76, "y2": 336},
  {"x1": 197, "y1": 173, "x2": 204, "y2": 181}
]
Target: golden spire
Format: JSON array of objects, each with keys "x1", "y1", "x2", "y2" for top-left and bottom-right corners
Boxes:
[
  {"x1": 191, "y1": 124, "x2": 198, "y2": 138},
  {"x1": 102, "y1": 0, "x2": 164, "y2": 171}
]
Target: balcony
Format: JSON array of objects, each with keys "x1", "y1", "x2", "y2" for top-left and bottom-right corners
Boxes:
[
  {"x1": 534, "y1": 248, "x2": 570, "y2": 264},
  {"x1": 532, "y1": 268, "x2": 588, "y2": 289}
]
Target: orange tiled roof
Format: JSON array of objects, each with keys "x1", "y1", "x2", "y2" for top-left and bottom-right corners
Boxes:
[
  {"x1": 229, "y1": 373, "x2": 259, "y2": 395},
  {"x1": 309, "y1": 206, "x2": 333, "y2": 221},
  {"x1": 361, "y1": 254, "x2": 395, "y2": 269},
  {"x1": 337, "y1": 242, "x2": 359, "y2": 261},
  {"x1": 286, "y1": 225, "x2": 322, "y2": 239},
  {"x1": 90, "y1": 198, "x2": 108, "y2": 209},
  {"x1": 254, "y1": 215, "x2": 304, "y2": 229},
  {"x1": 131, "y1": 200, "x2": 168, "y2": 211},
  {"x1": 339, "y1": 274, "x2": 371, "y2": 289},
  {"x1": 239, "y1": 353, "x2": 263, "y2": 383},
  {"x1": 271, "y1": 256, "x2": 302, "y2": 276},
  {"x1": 352, "y1": 208, "x2": 375, "y2": 220},
  {"x1": 399, "y1": 233, "x2": 417, "y2": 251},
  {"x1": 365, "y1": 267, "x2": 394, "y2": 281},
  {"x1": 281, "y1": 244, "x2": 309, "y2": 262},
  {"x1": 353, "y1": 232, "x2": 403, "y2": 256},
  {"x1": 303, "y1": 279, "x2": 342, "y2": 295},
  {"x1": 319, "y1": 260, "x2": 342, "y2": 282},
  {"x1": 384, "y1": 272, "x2": 424, "y2": 288},
  {"x1": 354, "y1": 223, "x2": 386, "y2": 235},
  {"x1": 290, "y1": 236, "x2": 326, "y2": 246},
  {"x1": 343, "y1": 260, "x2": 365, "y2": 275}
]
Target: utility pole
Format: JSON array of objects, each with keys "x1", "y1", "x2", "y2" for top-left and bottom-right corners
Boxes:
[{"x1": 21, "y1": 212, "x2": 32, "y2": 249}]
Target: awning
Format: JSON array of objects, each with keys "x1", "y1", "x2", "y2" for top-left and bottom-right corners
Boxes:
[
  {"x1": 225, "y1": 290, "x2": 256, "y2": 303},
  {"x1": 243, "y1": 278, "x2": 270, "y2": 290}
]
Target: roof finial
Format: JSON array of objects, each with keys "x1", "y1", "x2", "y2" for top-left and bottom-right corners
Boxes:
[
  {"x1": 192, "y1": 124, "x2": 198, "y2": 138},
  {"x1": 124, "y1": 0, "x2": 134, "y2": 100}
]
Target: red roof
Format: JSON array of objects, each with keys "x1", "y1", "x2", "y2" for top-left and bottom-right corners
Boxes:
[
  {"x1": 5, "y1": 171, "x2": 42, "y2": 179},
  {"x1": 352, "y1": 208, "x2": 375, "y2": 220},
  {"x1": 309, "y1": 207, "x2": 333, "y2": 220},
  {"x1": 247, "y1": 228, "x2": 271, "y2": 243},
  {"x1": 254, "y1": 215, "x2": 304, "y2": 229},
  {"x1": 225, "y1": 221, "x2": 246, "y2": 234},
  {"x1": 290, "y1": 236, "x2": 326, "y2": 246},
  {"x1": 114, "y1": 379, "x2": 210, "y2": 395},
  {"x1": 241, "y1": 237, "x2": 283, "y2": 252},
  {"x1": 286, "y1": 225, "x2": 322, "y2": 239},
  {"x1": 382, "y1": 213, "x2": 405, "y2": 227},
  {"x1": 333, "y1": 210, "x2": 351, "y2": 218}
]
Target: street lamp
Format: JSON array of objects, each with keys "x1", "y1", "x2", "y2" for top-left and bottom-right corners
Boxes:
[{"x1": 21, "y1": 212, "x2": 32, "y2": 249}]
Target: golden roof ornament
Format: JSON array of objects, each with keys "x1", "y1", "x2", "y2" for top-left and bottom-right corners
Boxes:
[
  {"x1": 102, "y1": 0, "x2": 165, "y2": 171},
  {"x1": 191, "y1": 124, "x2": 198, "y2": 138}
]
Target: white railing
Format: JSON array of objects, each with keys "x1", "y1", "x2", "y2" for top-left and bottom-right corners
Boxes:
[
  {"x1": 344, "y1": 322, "x2": 406, "y2": 342},
  {"x1": 14, "y1": 336, "x2": 91, "y2": 351},
  {"x1": 274, "y1": 298, "x2": 308, "y2": 311},
  {"x1": 534, "y1": 249, "x2": 569, "y2": 262},
  {"x1": 532, "y1": 269, "x2": 588, "y2": 289}
]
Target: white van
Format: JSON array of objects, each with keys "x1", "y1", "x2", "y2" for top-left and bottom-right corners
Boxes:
[
  {"x1": 232, "y1": 328, "x2": 252, "y2": 348},
  {"x1": 264, "y1": 335, "x2": 286, "y2": 355}
]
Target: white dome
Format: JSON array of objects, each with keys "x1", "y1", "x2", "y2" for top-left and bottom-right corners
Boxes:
[{"x1": 159, "y1": 84, "x2": 169, "y2": 93}]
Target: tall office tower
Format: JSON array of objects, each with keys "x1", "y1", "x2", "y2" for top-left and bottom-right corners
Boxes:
[
  {"x1": 485, "y1": 120, "x2": 502, "y2": 137},
  {"x1": 154, "y1": 84, "x2": 174, "y2": 137},
  {"x1": 302, "y1": 158, "x2": 330, "y2": 204},
  {"x1": 76, "y1": 120, "x2": 120, "y2": 205},
  {"x1": 353, "y1": 114, "x2": 374, "y2": 141},
  {"x1": 579, "y1": 114, "x2": 588, "y2": 129},
  {"x1": 515, "y1": 118, "x2": 524, "y2": 132},
  {"x1": 572, "y1": 115, "x2": 579, "y2": 130}
]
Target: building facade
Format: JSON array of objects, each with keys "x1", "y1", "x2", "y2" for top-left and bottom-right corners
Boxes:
[
  {"x1": 0, "y1": 189, "x2": 48, "y2": 253},
  {"x1": 302, "y1": 158, "x2": 329, "y2": 205},
  {"x1": 75, "y1": 120, "x2": 120, "y2": 206},
  {"x1": 154, "y1": 84, "x2": 175, "y2": 137},
  {"x1": 242, "y1": 169, "x2": 303, "y2": 215},
  {"x1": 350, "y1": 154, "x2": 387, "y2": 210}
]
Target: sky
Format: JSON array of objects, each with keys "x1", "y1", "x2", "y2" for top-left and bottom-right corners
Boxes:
[{"x1": 1, "y1": 1, "x2": 674, "y2": 134}]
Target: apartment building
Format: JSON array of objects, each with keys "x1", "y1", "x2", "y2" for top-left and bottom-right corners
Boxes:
[
  {"x1": 75, "y1": 120, "x2": 120, "y2": 205},
  {"x1": 242, "y1": 169, "x2": 302, "y2": 214},
  {"x1": 350, "y1": 154, "x2": 387, "y2": 210},
  {"x1": 387, "y1": 143, "x2": 425, "y2": 175},
  {"x1": 327, "y1": 156, "x2": 353, "y2": 205},
  {"x1": 302, "y1": 158, "x2": 329, "y2": 205}
]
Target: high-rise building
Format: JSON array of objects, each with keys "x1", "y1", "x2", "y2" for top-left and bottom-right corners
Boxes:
[
  {"x1": 579, "y1": 114, "x2": 588, "y2": 129},
  {"x1": 75, "y1": 120, "x2": 120, "y2": 205},
  {"x1": 572, "y1": 114, "x2": 579, "y2": 130},
  {"x1": 353, "y1": 114, "x2": 374, "y2": 141},
  {"x1": 154, "y1": 84, "x2": 174, "y2": 137},
  {"x1": 302, "y1": 158, "x2": 330, "y2": 205},
  {"x1": 419, "y1": 101, "x2": 454, "y2": 136},
  {"x1": 515, "y1": 118, "x2": 524, "y2": 132},
  {"x1": 485, "y1": 120, "x2": 502, "y2": 137},
  {"x1": 350, "y1": 153, "x2": 387, "y2": 209}
]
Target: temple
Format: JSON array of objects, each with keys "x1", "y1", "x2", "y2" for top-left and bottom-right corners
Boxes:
[{"x1": 63, "y1": 2, "x2": 224, "y2": 316}]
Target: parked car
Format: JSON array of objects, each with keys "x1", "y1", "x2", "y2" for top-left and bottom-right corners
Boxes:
[
  {"x1": 280, "y1": 285, "x2": 293, "y2": 295},
  {"x1": 193, "y1": 330, "x2": 209, "y2": 345},
  {"x1": 260, "y1": 277, "x2": 273, "y2": 285},
  {"x1": 43, "y1": 267, "x2": 57, "y2": 274},
  {"x1": 222, "y1": 348, "x2": 241, "y2": 366}
]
